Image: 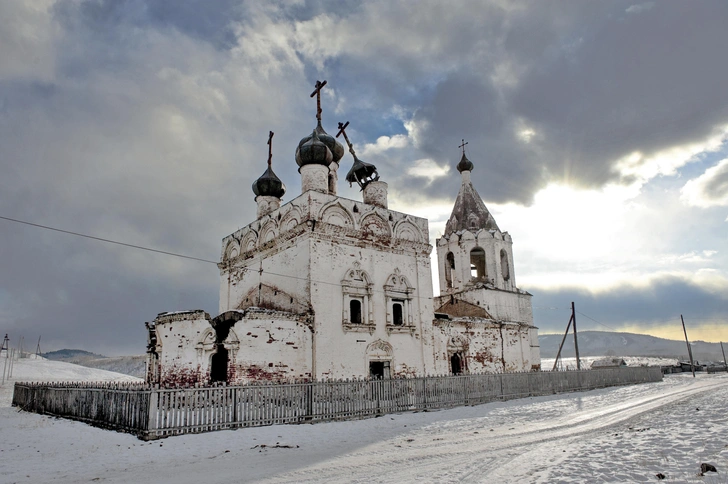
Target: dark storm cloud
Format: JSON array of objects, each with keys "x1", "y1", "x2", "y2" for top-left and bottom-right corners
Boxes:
[
  {"x1": 703, "y1": 163, "x2": 728, "y2": 201},
  {"x1": 531, "y1": 276, "x2": 728, "y2": 335},
  {"x1": 349, "y1": 1, "x2": 728, "y2": 205},
  {"x1": 53, "y1": 0, "x2": 243, "y2": 50},
  {"x1": 2, "y1": 0, "x2": 727, "y2": 355}
]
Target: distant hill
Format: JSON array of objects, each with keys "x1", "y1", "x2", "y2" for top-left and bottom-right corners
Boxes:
[
  {"x1": 539, "y1": 331, "x2": 725, "y2": 363},
  {"x1": 43, "y1": 349, "x2": 146, "y2": 378}
]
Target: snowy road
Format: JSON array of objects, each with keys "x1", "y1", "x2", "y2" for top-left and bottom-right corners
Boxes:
[{"x1": 1, "y1": 361, "x2": 727, "y2": 483}]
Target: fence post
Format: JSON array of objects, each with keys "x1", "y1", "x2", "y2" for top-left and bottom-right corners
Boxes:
[{"x1": 146, "y1": 387, "x2": 158, "y2": 440}]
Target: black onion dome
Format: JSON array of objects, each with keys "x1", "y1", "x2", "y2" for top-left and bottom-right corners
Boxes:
[
  {"x1": 296, "y1": 129, "x2": 333, "y2": 168},
  {"x1": 457, "y1": 152, "x2": 474, "y2": 173},
  {"x1": 345, "y1": 154, "x2": 379, "y2": 189},
  {"x1": 296, "y1": 123, "x2": 344, "y2": 164},
  {"x1": 252, "y1": 165, "x2": 286, "y2": 198}
]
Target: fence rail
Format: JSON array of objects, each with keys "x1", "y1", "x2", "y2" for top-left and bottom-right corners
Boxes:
[{"x1": 13, "y1": 367, "x2": 663, "y2": 440}]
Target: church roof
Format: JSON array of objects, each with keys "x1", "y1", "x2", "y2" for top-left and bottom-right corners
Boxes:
[{"x1": 444, "y1": 175, "x2": 500, "y2": 234}]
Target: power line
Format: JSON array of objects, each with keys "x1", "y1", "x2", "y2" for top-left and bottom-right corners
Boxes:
[
  {"x1": 0, "y1": 215, "x2": 219, "y2": 265},
  {"x1": 575, "y1": 310, "x2": 618, "y2": 332}
]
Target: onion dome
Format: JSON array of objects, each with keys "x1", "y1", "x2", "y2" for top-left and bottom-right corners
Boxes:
[
  {"x1": 457, "y1": 152, "x2": 474, "y2": 173},
  {"x1": 296, "y1": 123, "x2": 344, "y2": 165},
  {"x1": 345, "y1": 154, "x2": 379, "y2": 190},
  {"x1": 252, "y1": 165, "x2": 286, "y2": 198},
  {"x1": 296, "y1": 129, "x2": 333, "y2": 168}
]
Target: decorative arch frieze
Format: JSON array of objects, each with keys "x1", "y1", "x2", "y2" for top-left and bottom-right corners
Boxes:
[
  {"x1": 320, "y1": 202, "x2": 355, "y2": 229},
  {"x1": 259, "y1": 219, "x2": 278, "y2": 245},
  {"x1": 224, "y1": 238, "x2": 241, "y2": 261},
  {"x1": 279, "y1": 205, "x2": 303, "y2": 233},
  {"x1": 393, "y1": 219, "x2": 423, "y2": 242},
  {"x1": 360, "y1": 213, "x2": 391, "y2": 238},
  {"x1": 241, "y1": 229, "x2": 258, "y2": 253}
]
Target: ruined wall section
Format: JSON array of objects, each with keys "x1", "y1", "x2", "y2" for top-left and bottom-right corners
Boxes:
[
  {"x1": 432, "y1": 318, "x2": 537, "y2": 374},
  {"x1": 229, "y1": 308, "x2": 313, "y2": 383},
  {"x1": 434, "y1": 288, "x2": 533, "y2": 325},
  {"x1": 149, "y1": 310, "x2": 213, "y2": 386}
]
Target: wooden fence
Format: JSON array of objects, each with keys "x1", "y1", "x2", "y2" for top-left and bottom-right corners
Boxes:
[{"x1": 13, "y1": 367, "x2": 663, "y2": 440}]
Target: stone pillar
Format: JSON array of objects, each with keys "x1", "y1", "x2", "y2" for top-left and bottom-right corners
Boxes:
[
  {"x1": 256, "y1": 195, "x2": 281, "y2": 219},
  {"x1": 363, "y1": 180, "x2": 388, "y2": 209},
  {"x1": 300, "y1": 164, "x2": 330, "y2": 194},
  {"x1": 328, "y1": 161, "x2": 339, "y2": 195}
]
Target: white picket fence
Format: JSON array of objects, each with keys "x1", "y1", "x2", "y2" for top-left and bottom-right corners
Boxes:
[{"x1": 13, "y1": 367, "x2": 663, "y2": 440}]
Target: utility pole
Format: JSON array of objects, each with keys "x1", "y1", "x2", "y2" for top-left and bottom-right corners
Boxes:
[
  {"x1": 572, "y1": 302, "x2": 581, "y2": 370},
  {"x1": 680, "y1": 315, "x2": 695, "y2": 378},
  {"x1": 721, "y1": 342, "x2": 727, "y2": 372},
  {"x1": 35, "y1": 336, "x2": 42, "y2": 358},
  {"x1": 552, "y1": 311, "x2": 574, "y2": 371}
]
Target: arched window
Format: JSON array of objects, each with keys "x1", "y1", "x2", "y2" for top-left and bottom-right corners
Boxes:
[
  {"x1": 341, "y1": 262, "x2": 373, "y2": 330},
  {"x1": 384, "y1": 268, "x2": 414, "y2": 330},
  {"x1": 470, "y1": 247, "x2": 487, "y2": 281},
  {"x1": 349, "y1": 299, "x2": 362, "y2": 324},
  {"x1": 392, "y1": 301, "x2": 404, "y2": 326},
  {"x1": 500, "y1": 249, "x2": 510, "y2": 281},
  {"x1": 445, "y1": 252, "x2": 455, "y2": 288}
]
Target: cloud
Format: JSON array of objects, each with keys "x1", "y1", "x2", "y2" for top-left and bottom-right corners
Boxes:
[
  {"x1": 625, "y1": 2, "x2": 655, "y2": 15},
  {"x1": 532, "y1": 274, "x2": 728, "y2": 340},
  {"x1": 1, "y1": 0, "x2": 728, "y2": 355},
  {"x1": 681, "y1": 158, "x2": 728, "y2": 207}
]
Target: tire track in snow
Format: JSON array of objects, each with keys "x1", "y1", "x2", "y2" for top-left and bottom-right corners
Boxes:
[{"x1": 260, "y1": 378, "x2": 728, "y2": 483}]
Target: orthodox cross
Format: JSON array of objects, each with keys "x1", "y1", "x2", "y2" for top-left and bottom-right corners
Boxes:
[
  {"x1": 267, "y1": 131, "x2": 274, "y2": 166},
  {"x1": 336, "y1": 121, "x2": 356, "y2": 155},
  {"x1": 310, "y1": 80, "x2": 328, "y2": 122},
  {"x1": 459, "y1": 139, "x2": 468, "y2": 155}
]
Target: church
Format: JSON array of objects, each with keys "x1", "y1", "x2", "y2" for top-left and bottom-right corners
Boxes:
[{"x1": 144, "y1": 82, "x2": 540, "y2": 386}]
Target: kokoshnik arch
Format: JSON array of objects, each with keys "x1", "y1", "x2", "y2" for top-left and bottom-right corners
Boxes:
[{"x1": 144, "y1": 81, "x2": 540, "y2": 385}]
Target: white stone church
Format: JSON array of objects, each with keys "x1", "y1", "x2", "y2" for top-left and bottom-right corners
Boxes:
[{"x1": 145, "y1": 83, "x2": 540, "y2": 385}]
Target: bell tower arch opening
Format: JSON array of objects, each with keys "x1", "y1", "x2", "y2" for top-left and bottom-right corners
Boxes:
[{"x1": 470, "y1": 247, "x2": 486, "y2": 281}]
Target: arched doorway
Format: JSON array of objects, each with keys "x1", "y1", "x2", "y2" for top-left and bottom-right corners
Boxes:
[
  {"x1": 450, "y1": 352, "x2": 463, "y2": 375},
  {"x1": 210, "y1": 344, "x2": 228, "y2": 383}
]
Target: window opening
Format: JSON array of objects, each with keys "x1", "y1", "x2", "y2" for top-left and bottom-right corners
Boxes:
[
  {"x1": 350, "y1": 299, "x2": 362, "y2": 324},
  {"x1": 445, "y1": 252, "x2": 455, "y2": 288},
  {"x1": 500, "y1": 249, "x2": 510, "y2": 281},
  {"x1": 393, "y1": 301, "x2": 404, "y2": 326},
  {"x1": 470, "y1": 248, "x2": 486, "y2": 281}
]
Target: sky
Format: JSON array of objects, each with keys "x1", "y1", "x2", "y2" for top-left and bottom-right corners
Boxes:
[{"x1": 1, "y1": 0, "x2": 727, "y2": 355}]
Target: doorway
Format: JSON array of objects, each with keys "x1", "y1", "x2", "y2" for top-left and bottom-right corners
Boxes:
[
  {"x1": 450, "y1": 352, "x2": 463, "y2": 375},
  {"x1": 210, "y1": 344, "x2": 229, "y2": 383},
  {"x1": 369, "y1": 360, "x2": 391, "y2": 379}
]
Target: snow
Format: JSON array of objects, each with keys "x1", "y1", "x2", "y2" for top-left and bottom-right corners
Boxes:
[
  {"x1": 542, "y1": 355, "x2": 680, "y2": 370},
  {"x1": 1, "y1": 357, "x2": 727, "y2": 483}
]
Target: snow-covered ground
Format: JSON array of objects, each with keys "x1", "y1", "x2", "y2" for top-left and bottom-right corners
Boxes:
[
  {"x1": 1, "y1": 357, "x2": 727, "y2": 483},
  {"x1": 542, "y1": 356, "x2": 680, "y2": 370}
]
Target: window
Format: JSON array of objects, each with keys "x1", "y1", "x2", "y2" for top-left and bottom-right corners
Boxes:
[
  {"x1": 341, "y1": 262, "x2": 373, "y2": 330},
  {"x1": 350, "y1": 299, "x2": 362, "y2": 324},
  {"x1": 470, "y1": 247, "x2": 486, "y2": 281},
  {"x1": 445, "y1": 252, "x2": 455, "y2": 288},
  {"x1": 392, "y1": 300, "x2": 404, "y2": 326},
  {"x1": 500, "y1": 249, "x2": 510, "y2": 281},
  {"x1": 384, "y1": 269, "x2": 414, "y2": 332}
]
